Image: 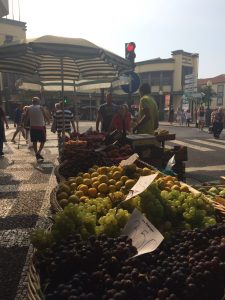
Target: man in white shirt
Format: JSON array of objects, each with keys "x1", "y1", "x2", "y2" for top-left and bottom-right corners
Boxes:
[{"x1": 26, "y1": 97, "x2": 50, "y2": 161}]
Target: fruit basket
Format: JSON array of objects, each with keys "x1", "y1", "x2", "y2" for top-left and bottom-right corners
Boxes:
[
  {"x1": 50, "y1": 186, "x2": 62, "y2": 213},
  {"x1": 28, "y1": 222, "x2": 225, "y2": 300},
  {"x1": 27, "y1": 251, "x2": 43, "y2": 300}
]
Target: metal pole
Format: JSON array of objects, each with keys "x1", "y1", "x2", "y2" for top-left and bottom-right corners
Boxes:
[
  {"x1": 60, "y1": 57, "x2": 65, "y2": 157},
  {"x1": 73, "y1": 81, "x2": 79, "y2": 133}
]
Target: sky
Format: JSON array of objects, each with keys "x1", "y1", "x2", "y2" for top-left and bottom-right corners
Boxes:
[{"x1": 6, "y1": 0, "x2": 225, "y2": 78}]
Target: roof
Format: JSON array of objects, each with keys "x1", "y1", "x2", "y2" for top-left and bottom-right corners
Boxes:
[
  {"x1": 0, "y1": 17, "x2": 26, "y2": 28},
  {"x1": 136, "y1": 58, "x2": 174, "y2": 66},
  {"x1": 198, "y1": 74, "x2": 225, "y2": 85},
  {"x1": 171, "y1": 50, "x2": 199, "y2": 57}
]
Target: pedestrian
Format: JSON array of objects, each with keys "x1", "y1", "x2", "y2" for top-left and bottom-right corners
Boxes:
[
  {"x1": 185, "y1": 109, "x2": 191, "y2": 127},
  {"x1": 211, "y1": 107, "x2": 224, "y2": 139},
  {"x1": 11, "y1": 103, "x2": 25, "y2": 143},
  {"x1": 176, "y1": 108, "x2": 182, "y2": 125},
  {"x1": 197, "y1": 105, "x2": 205, "y2": 131},
  {"x1": 110, "y1": 104, "x2": 131, "y2": 133},
  {"x1": 26, "y1": 97, "x2": 50, "y2": 161},
  {"x1": 181, "y1": 109, "x2": 186, "y2": 125},
  {"x1": 96, "y1": 92, "x2": 118, "y2": 133},
  {"x1": 21, "y1": 106, "x2": 30, "y2": 145},
  {"x1": 168, "y1": 107, "x2": 174, "y2": 125},
  {"x1": 52, "y1": 102, "x2": 76, "y2": 139},
  {"x1": 133, "y1": 83, "x2": 159, "y2": 134},
  {"x1": 0, "y1": 105, "x2": 9, "y2": 156}
]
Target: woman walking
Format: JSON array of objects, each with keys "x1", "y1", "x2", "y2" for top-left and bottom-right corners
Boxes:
[{"x1": 0, "y1": 105, "x2": 9, "y2": 156}]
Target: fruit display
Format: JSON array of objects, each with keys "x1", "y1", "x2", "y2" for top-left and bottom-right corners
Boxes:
[
  {"x1": 154, "y1": 129, "x2": 169, "y2": 136},
  {"x1": 196, "y1": 185, "x2": 225, "y2": 198},
  {"x1": 54, "y1": 164, "x2": 218, "y2": 241},
  {"x1": 32, "y1": 223, "x2": 225, "y2": 300},
  {"x1": 56, "y1": 164, "x2": 154, "y2": 209},
  {"x1": 58, "y1": 151, "x2": 109, "y2": 179}
]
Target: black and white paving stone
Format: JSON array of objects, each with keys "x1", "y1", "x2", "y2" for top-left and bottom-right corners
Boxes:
[{"x1": 0, "y1": 128, "x2": 57, "y2": 300}]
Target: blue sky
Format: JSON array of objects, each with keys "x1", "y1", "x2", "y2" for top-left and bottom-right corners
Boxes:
[{"x1": 7, "y1": 0, "x2": 225, "y2": 78}]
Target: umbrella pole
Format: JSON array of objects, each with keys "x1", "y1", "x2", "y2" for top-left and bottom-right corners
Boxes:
[
  {"x1": 60, "y1": 57, "x2": 65, "y2": 158},
  {"x1": 73, "y1": 80, "x2": 79, "y2": 133}
]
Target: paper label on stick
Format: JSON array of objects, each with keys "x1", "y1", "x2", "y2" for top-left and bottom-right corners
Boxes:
[
  {"x1": 122, "y1": 209, "x2": 164, "y2": 256},
  {"x1": 125, "y1": 173, "x2": 158, "y2": 201},
  {"x1": 119, "y1": 153, "x2": 139, "y2": 167}
]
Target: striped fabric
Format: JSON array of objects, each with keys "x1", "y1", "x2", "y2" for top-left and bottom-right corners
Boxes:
[
  {"x1": 0, "y1": 35, "x2": 132, "y2": 81},
  {"x1": 53, "y1": 109, "x2": 74, "y2": 132}
]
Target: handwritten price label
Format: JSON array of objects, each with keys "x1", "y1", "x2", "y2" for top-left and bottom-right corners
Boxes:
[
  {"x1": 122, "y1": 209, "x2": 164, "y2": 256},
  {"x1": 119, "y1": 153, "x2": 139, "y2": 167},
  {"x1": 125, "y1": 173, "x2": 158, "y2": 201}
]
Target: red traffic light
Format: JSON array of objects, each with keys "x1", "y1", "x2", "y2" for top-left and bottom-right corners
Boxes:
[{"x1": 126, "y1": 42, "x2": 136, "y2": 52}]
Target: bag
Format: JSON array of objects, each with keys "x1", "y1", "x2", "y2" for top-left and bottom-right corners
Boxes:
[{"x1": 51, "y1": 119, "x2": 57, "y2": 133}]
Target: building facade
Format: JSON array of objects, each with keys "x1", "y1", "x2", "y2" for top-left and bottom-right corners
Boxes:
[
  {"x1": 198, "y1": 74, "x2": 225, "y2": 109},
  {"x1": 0, "y1": 10, "x2": 27, "y2": 113},
  {"x1": 135, "y1": 50, "x2": 199, "y2": 119}
]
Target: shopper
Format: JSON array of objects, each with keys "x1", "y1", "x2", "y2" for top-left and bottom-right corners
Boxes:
[
  {"x1": 11, "y1": 103, "x2": 25, "y2": 143},
  {"x1": 96, "y1": 92, "x2": 118, "y2": 133},
  {"x1": 110, "y1": 104, "x2": 131, "y2": 133},
  {"x1": 133, "y1": 83, "x2": 159, "y2": 134},
  {"x1": 185, "y1": 109, "x2": 191, "y2": 127},
  {"x1": 0, "y1": 105, "x2": 9, "y2": 156},
  {"x1": 53, "y1": 102, "x2": 76, "y2": 138},
  {"x1": 168, "y1": 107, "x2": 174, "y2": 125},
  {"x1": 26, "y1": 97, "x2": 50, "y2": 161},
  {"x1": 21, "y1": 106, "x2": 30, "y2": 145},
  {"x1": 197, "y1": 105, "x2": 205, "y2": 131},
  {"x1": 211, "y1": 107, "x2": 224, "y2": 139}
]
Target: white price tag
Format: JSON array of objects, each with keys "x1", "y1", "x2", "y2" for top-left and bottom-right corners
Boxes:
[
  {"x1": 122, "y1": 209, "x2": 164, "y2": 256},
  {"x1": 125, "y1": 173, "x2": 158, "y2": 201},
  {"x1": 119, "y1": 153, "x2": 139, "y2": 167}
]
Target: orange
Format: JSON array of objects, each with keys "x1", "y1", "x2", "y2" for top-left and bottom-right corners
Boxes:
[
  {"x1": 92, "y1": 180, "x2": 100, "y2": 189},
  {"x1": 83, "y1": 178, "x2": 92, "y2": 186},
  {"x1": 98, "y1": 183, "x2": 108, "y2": 193},
  {"x1": 83, "y1": 173, "x2": 91, "y2": 179},
  {"x1": 88, "y1": 187, "x2": 98, "y2": 198},
  {"x1": 78, "y1": 184, "x2": 89, "y2": 194},
  {"x1": 75, "y1": 190, "x2": 84, "y2": 198},
  {"x1": 115, "y1": 181, "x2": 123, "y2": 190}
]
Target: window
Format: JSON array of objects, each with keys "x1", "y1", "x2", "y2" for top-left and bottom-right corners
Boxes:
[
  {"x1": 139, "y1": 72, "x2": 149, "y2": 84},
  {"x1": 4, "y1": 35, "x2": 13, "y2": 44},
  {"x1": 217, "y1": 97, "x2": 223, "y2": 106},
  {"x1": 151, "y1": 72, "x2": 160, "y2": 85},
  {"x1": 217, "y1": 84, "x2": 224, "y2": 106},
  {"x1": 162, "y1": 71, "x2": 173, "y2": 85}
]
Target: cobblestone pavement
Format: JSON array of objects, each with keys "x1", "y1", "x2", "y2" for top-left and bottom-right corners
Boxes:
[{"x1": 0, "y1": 126, "x2": 58, "y2": 300}]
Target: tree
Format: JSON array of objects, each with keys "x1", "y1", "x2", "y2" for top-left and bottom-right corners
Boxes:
[{"x1": 200, "y1": 82, "x2": 217, "y2": 108}]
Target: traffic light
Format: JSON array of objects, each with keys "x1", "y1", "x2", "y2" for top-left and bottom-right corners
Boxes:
[
  {"x1": 64, "y1": 96, "x2": 68, "y2": 104},
  {"x1": 125, "y1": 42, "x2": 136, "y2": 63}
]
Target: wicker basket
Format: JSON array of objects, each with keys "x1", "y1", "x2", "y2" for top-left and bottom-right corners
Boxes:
[
  {"x1": 27, "y1": 252, "x2": 43, "y2": 300},
  {"x1": 50, "y1": 186, "x2": 63, "y2": 213}
]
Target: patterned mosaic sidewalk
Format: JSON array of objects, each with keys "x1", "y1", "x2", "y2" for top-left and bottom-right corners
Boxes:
[{"x1": 0, "y1": 129, "x2": 58, "y2": 300}]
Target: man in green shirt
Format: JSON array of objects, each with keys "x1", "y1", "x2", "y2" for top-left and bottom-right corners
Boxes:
[{"x1": 134, "y1": 83, "x2": 159, "y2": 134}]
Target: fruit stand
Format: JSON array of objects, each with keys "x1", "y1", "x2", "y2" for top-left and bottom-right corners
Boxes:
[{"x1": 27, "y1": 145, "x2": 225, "y2": 299}]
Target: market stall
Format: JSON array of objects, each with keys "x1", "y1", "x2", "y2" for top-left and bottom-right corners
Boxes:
[{"x1": 27, "y1": 150, "x2": 225, "y2": 300}]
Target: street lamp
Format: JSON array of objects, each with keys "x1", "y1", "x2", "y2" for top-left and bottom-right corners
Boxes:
[
  {"x1": 205, "y1": 81, "x2": 212, "y2": 126},
  {"x1": 159, "y1": 90, "x2": 164, "y2": 121}
]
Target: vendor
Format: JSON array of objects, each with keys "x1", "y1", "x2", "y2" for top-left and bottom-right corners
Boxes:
[
  {"x1": 96, "y1": 92, "x2": 118, "y2": 133},
  {"x1": 133, "y1": 83, "x2": 159, "y2": 134},
  {"x1": 110, "y1": 104, "x2": 131, "y2": 133}
]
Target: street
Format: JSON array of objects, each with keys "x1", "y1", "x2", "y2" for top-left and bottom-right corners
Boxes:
[{"x1": 0, "y1": 121, "x2": 225, "y2": 299}]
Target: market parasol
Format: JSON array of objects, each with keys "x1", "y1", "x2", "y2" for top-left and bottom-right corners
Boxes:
[{"x1": 0, "y1": 35, "x2": 132, "y2": 151}]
